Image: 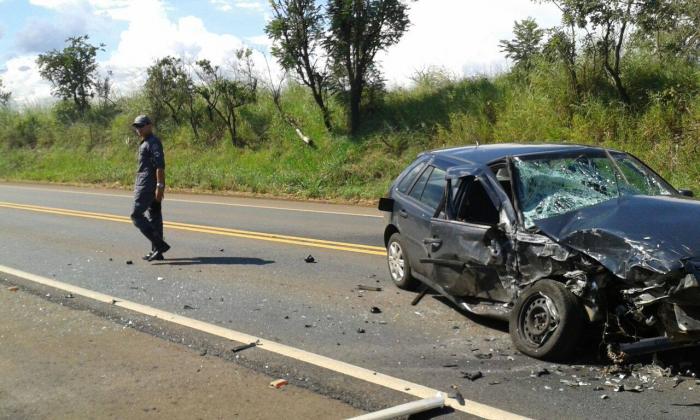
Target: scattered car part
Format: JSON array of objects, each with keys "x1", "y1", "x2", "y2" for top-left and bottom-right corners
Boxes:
[{"x1": 347, "y1": 393, "x2": 445, "y2": 420}]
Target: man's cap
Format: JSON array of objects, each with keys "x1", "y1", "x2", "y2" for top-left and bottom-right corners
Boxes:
[{"x1": 132, "y1": 115, "x2": 152, "y2": 127}]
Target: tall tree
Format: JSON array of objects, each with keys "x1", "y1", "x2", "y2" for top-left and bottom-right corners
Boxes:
[
  {"x1": 537, "y1": 0, "x2": 652, "y2": 105},
  {"x1": 325, "y1": 0, "x2": 411, "y2": 134},
  {"x1": 145, "y1": 57, "x2": 203, "y2": 139},
  {"x1": 634, "y1": 0, "x2": 700, "y2": 62},
  {"x1": 0, "y1": 78, "x2": 10, "y2": 106},
  {"x1": 36, "y1": 35, "x2": 105, "y2": 115},
  {"x1": 194, "y1": 49, "x2": 258, "y2": 147},
  {"x1": 266, "y1": 0, "x2": 333, "y2": 130},
  {"x1": 499, "y1": 18, "x2": 545, "y2": 71}
]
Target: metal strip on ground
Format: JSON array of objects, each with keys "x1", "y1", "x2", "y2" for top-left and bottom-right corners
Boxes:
[
  {"x1": 0, "y1": 264, "x2": 530, "y2": 420},
  {"x1": 0, "y1": 184, "x2": 382, "y2": 218}
]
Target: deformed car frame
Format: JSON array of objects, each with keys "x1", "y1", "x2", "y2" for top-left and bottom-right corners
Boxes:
[{"x1": 379, "y1": 143, "x2": 700, "y2": 361}]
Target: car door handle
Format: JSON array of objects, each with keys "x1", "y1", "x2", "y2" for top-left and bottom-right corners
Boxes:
[
  {"x1": 399, "y1": 210, "x2": 408, "y2": 218},
  {"x1": 423, "y1": 238, "x2": 442, "y2": 245}
]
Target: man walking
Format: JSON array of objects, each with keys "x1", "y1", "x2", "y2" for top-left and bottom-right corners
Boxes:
[{"x1": 130, "y1": 115, "x2": 170, "y2": 261}]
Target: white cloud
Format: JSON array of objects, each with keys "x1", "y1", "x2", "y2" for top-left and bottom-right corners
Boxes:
[
  {"x1": 12, "y1": 0, "x2": 566, "y2": 102},
  {"x1": 210, "y1": 0, "x2": 232, "y2": 12},
  {"x1": 2, "y1": 55, "x2": 53, "y2": 105},
  {"x1": 102, "y1": 1, "x2": 250, "y2": 92},
  {"x1": 379, "y1": 0, "x2": 562, "y2": 86},
  {"x1": 209, "y1": 0, "x2": 265, "y2": 13},
  {"x1": 17, "y1": 0, "x2": 272, "y2": 100},
  {"x1": 246, "y1": 34, "x2": 271, "y2": 48}
]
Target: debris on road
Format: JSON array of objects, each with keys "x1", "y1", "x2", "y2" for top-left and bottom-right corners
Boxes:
[
  {"x1": 64, "y1": 293, "x2": 74, "y2": 299},
  {"x1": 370, "y1": 306, "x2": 382, "y2": 314},
  {"x1": 183, "y1": 304, "x2": 196, "y2": 310},
  {"x1": 357, "y1": 285, "x2": 382, "y2": 292},
  {"x1": 269, "y1": 379, "x2": 288, "y2": 389},
  {"x1": 601, "y1": 394, "x2": 609, "y2": 400},
  {"x1": 475, "y1": 352, "x2": 493, "y2": 360},
  {"x1": 232, "y1": 341, "x2": 259, "y2": 353},
  {"x1": 452, "y1": 390, "x2": 465, "y2": 406},
  {"x1": 199, "y1": 349, "x2": 207, "y2": 356},
  {"x1": 531, "y1": 367, "x2": 551, "y2": 378},
  {"x1": 356, "y1": 328, "x2": 366, "y2": 334},
  {"x1": 111, "y1": 299, "x2": 118, "y2": 304},
  {"x1": 442, "y1": 363, "x2": 458, "y2": 368},
  {"x1": 410, "y1": 286, "x2": 429, "y2": 306},
  {"x1": 126, "y1": 260, "x2": 133, "y2": 265},
  {"x1": 7, "y1": 286, "x2": 19, "y2": 292},
  {"x1": 461, "y1": 371, "x2": 483, "y2": 381},
  {"x1": 304, "y1": 255, "x2": 316, "y2": 263},
  {"x1": 157, "y1": 277, "x2": 164, "y2": 281}
]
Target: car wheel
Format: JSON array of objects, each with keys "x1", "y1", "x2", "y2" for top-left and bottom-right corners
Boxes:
[
  {"x1": 509, "y1": 279, "x2": 584, "y2": 361},
  {"x1": 387, "y1": 233, "x2": 419, "y2": 290}
]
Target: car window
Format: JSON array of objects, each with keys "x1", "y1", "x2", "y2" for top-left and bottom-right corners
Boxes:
[
  {"x1": 397, "y1": 161, "x2": 427, "y2": 194},
  {"x1": 457, "y1": 178, "x2": 499, "y2": 225},
  {"x1": 409, "y1": 166, "x2": 433, "y2": 201},
  {"x1": 420, "y1": 167, "x2": 446, "y2": 210}
]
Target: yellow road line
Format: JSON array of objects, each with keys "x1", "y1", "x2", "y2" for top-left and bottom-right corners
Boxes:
[
  {"x1": 0, "y1": 201, "x2": 387, "y2": 256},
  {"x1": 0, "y1": 184, "x2": 383, "y2": 218},
  {"x1": 0, "y1": 264, "x2": 530, "y2": 420}
]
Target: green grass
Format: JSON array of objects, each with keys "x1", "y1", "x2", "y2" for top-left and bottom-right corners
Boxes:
[{"x1": 1, "y1": 60, "x2": 700, "y2": 202}]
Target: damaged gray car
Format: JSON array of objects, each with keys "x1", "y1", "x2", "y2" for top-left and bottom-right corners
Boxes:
[{"x1": 379, "y1": 144, "x2": 700, "y2": 361}]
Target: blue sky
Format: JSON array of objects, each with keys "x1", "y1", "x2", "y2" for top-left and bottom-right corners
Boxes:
[{"x1": 0, "y1": 0, "x2": 562, "y2": 104}]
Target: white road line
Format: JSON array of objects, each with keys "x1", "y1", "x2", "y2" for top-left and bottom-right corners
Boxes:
[
  {"x1": 0, "y1": 264, "x2": 529, "y2": 420},
  {"x1": 0, "y1": 185, "x2": 383, "y2": 219}
]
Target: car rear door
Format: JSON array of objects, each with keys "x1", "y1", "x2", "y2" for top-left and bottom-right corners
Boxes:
[{"x1": 395, "y1": 164, "x2": 447, "y2": 278}]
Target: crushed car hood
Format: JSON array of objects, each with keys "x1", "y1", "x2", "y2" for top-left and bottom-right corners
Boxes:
[{"x1": 534, "y1": 195, "x2": 700, "y2": 282}]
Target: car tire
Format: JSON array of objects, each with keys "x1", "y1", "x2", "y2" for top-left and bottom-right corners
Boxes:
[
  {"x1": 509, "y1": 279, "x2": 584, "y2": 361},
  {"x1": 386, "y1": 233, "x2": 419, "y2": 290}
]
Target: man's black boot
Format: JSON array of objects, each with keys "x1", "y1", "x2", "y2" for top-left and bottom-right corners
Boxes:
[{"x1": 147, "y1": 242, "x2": 170, "y2": 262}]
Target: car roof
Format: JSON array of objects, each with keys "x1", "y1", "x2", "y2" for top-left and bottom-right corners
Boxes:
[{"x1": 427, "y1": 143, "x2": 612, "y2": 166}]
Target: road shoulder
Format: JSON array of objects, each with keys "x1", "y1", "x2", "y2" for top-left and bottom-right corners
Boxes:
[{"x1": 0, "y1": 286, "x2": 364, "y2": 419}]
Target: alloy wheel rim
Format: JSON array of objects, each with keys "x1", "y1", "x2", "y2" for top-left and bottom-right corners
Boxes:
[{"x1": 388, "y1": 241, "x2": 405, "y2": 281}]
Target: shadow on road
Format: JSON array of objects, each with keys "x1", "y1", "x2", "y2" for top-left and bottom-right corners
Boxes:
[
  {"x1": 153, "y1": 257, "x2": 275, "y2": 266},
  {"x1": 430, "y1": 295, "x2": 509, "y2": 333}
]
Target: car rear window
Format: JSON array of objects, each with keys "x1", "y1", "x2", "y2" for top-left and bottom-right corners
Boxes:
[
  {"x1": 421, "y1": 167, "x2": 446, "y2": 210},
  {"x1": 409, "y1": 166, "x2": 433, "y2": 201},
  {"x1": 397, "y1": 161, "x2": 427, "y2": 194}
]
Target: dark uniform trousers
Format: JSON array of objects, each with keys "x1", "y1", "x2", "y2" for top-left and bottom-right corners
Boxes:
[{"x1": 131, "y1": 191, "x2": 164, "y2": 250}]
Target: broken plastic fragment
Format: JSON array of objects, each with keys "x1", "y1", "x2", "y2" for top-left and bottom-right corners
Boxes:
[{"x1": 269, "y1": 379, "x2": 288, "y2": 389}]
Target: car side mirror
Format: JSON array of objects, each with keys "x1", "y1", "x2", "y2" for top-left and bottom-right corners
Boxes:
[
  {"x1": 378, "y1": 197, "x2": 394, "y2": 212},
  {"x1": 679, "y1": 189, "x2": 694, "y2": 198}
]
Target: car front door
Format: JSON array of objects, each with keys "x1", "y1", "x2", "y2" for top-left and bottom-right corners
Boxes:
[{"x1": 422, "y1": 173, "x2": 514, "y2": 302}]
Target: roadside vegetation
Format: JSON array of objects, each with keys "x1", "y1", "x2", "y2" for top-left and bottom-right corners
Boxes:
[{"x1": 1, "y1": 0, "x2": 699, "y2": 201}]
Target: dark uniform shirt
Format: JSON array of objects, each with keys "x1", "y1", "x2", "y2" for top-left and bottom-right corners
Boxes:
[{"x1": 135, "y1": 134, "x2": 165, "y2": 195}]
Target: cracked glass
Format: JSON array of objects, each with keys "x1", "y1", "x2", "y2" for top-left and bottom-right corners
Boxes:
[{"x1": 514, "y1": 154, "x2": 674, "y2": 228}]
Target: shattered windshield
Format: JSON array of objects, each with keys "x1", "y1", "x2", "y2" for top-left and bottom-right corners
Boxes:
[{"x1": 514, "y1": 153, "x2": 674, "y2": 228}]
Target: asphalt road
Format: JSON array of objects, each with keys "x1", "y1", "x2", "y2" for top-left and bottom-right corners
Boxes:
[{"x1": 1, "y1": 182, "x2": 698, "y2": 419}]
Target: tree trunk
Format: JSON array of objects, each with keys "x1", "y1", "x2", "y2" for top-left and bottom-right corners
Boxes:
[
  {"x1": 607, "y1": 68, "x2": 630, "y2": 105},
  {"x1": 349, "y1": 83, "x2": 362, "y2": 135},
  {"x1": 228, "y1": 111, "x2": 238, "y2": 147},
  {"x1": 311, "y1": 90, "x2": 332, "y2": 131}
]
